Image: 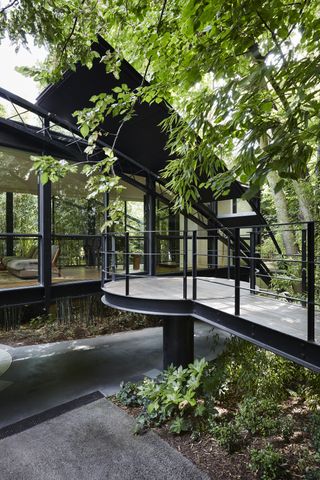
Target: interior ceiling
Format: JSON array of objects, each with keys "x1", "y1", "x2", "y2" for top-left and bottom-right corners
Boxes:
[
  {"x1": 0, "y1": 146, "x2": 38, "y2": 194},
  {"x1": 0, "y1": 145, "x2": 144, "y2": 201}
]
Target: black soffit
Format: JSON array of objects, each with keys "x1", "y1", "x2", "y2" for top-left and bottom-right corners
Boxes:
[{"x1": 36, "y1": 36, "x2": 244, "y2": 201}]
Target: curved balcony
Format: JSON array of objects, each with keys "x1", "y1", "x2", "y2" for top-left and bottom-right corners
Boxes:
[{"x1": 102, "y1": 223, "x2": 320, "y2": 372}]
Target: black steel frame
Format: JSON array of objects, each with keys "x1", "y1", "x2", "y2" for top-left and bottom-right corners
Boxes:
[
  {"x1": 0, "y1": 87, "x2": 295, "y2": 318},
  {"x1": 102, "y1": 221, "x2": 319, "y2": 371}
]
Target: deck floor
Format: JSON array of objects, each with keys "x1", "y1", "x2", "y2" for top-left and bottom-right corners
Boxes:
[
  {"x1": 0, "y1": 267, "x2": 101, "y2": 289},
  {"x1": 104, "y1": 276, "x2": 320, "y2": 343}
]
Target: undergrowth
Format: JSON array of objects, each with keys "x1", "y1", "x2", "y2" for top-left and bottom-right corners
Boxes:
[{"x1": 116, "y1": 335, "x2": 320, "y2": 479}]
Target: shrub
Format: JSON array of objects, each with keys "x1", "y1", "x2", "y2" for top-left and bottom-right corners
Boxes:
[
  {"x1": 280, "y1": 415, "x2": 294, "y2": 443},
  {"x1": 209, "y1": 420, "x2": 244, "y2": 453},
  {"x1": 249, "y1": 445, "x2": 286, "y2": 480},
  {"x1": 235, "y1": 397, "x2": 280, "y2": 436},
  {"x1": 308, "y1": 411, "x2": 320, "y2": 454},
  {"x1": 117, "y1": 359, "x2": 218, "y2": 434},
  {"x1": 305, "y1": 468, "x2": 320, "y2": 480},
  {"x1": 213, "y1": 336, "x2": 320, "y2": 404},
  {"x1": 116, "y1": 381, "x2": 140, "y2": 407}
]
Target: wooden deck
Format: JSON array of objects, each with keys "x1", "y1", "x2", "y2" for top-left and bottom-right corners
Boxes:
[
  {"x1": 0, "y1": 266, "x2": 101, "y2": 289},
  {"x1": 104, "y1": 276, "x2": 320, "y2": 344}
]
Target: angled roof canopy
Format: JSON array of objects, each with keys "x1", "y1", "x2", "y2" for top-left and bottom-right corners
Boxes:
[
  {"x1": 36, "y1": 36, "x2": 246, "y2": 202},
  {"x1": 37, "y1": 37, "x2": 170, "y2": 177}
]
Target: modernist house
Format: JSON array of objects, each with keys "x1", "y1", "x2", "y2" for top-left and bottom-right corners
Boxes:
[{"x1": 0, "y1": 38, "x2": 319, "y2": 371}]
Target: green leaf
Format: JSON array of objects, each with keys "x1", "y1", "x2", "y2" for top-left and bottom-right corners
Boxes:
[
  {"x1": 40, "y1": 172, "x2": 48, "y2": 184},
  {"x1": 261, "y1": 101, "x2": 273, "y2": 113},
  {"x1": 80, "y1": 124, "x2": 89, "y2": 138}
]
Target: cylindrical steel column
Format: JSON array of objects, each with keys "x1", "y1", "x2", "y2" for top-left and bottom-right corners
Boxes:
[{"x1": 163, "y1": 316, "x2": 194, "y2": 369}]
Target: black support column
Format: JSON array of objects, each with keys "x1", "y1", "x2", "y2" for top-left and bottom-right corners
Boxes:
[
  {"x1": 103, "y1": 191, "x2": 110, "y2": 283},
  {"x1": 163, "y1": 316, "x2": 194, "y2": 369},
  {"x1": 39, "y1": 177, "x2": 52, "y2": 310},
  {"x1": 145, "y1": 175, "x2": 156, "y2": 275},
  {"x1": 6, "y1": 192, "x2": 14, "y2": 256}
]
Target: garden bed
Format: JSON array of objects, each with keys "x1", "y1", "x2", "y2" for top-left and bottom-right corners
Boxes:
[
  {"x1": 0, "y1": 301, "x2": 162, "y2": 346},
  {"x1": 113, "y1": 396, "x2": 319, "y2": 480},
  {"x1": 111, "y1": 338, "x2": 320, "y2": 480}
]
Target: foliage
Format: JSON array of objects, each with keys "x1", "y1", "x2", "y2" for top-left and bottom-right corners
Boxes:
[
  {"x1": 211, "y1": 336, "x2": 320, "y2": 404},
  {"x1": 234, "y1": 396, "x2": 294, "y2": 441},
  {"x1": 249, "y1": 445, "x2": 285, "y2": 480},
  {"x1": 0, "y1": 192, "x2": 38, "y2": 257},
  {"x1": 116, "y1": 382, "x2": 140, "y2": 407},
  {"x1": 305, "y1": 468, "x2": 320, "y2": 480},
  {"x1": 117, "y1": 358, "x2": 218, "y2": 434},
  {"x1": 114, "y1": 338, "x2": 320, "y2": 479},
  {"x1": 308, "y1": 412, "x2": 320, "y2": 454},
  {"x1": 169, "y1": 416, "x2": 193, "y2": 435},
  {"x1": 29, "y1": 313, "x2": 54, "y2": 329},
  {"x1": 235, "y1": 397, "x2": 281, "y2": 436},
  {"x1": 116, "y1": 336, "x2": 320, "y2": 440},
  {"x1": 31, "y1": 155, "x2": 78, "y2": 185},
  {"x1": 280, "y1": 415, "x2": 295, "y2": 443},
  {"x1": 31, "y1": 151, "x2": 125, "y2": 229},
  {"x1": 2, "y1": 0, "x2": 320, "y2": 209},
  {"x1": 209, "y1": 420, "x2": 243, "y2": 453}
]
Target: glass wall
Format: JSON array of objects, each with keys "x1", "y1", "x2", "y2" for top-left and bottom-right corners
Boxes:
[
  {"x1": 0, "y1": 147, "x2": 39, "y2": 288},
  {"x1": 155, "y1": 199, "x2": 180, "y2": 273},
  {"x1": 110, "y1": 180, "x2": 145, "y2": 274},
  {"x1": 52, "y1": 169, "x2": 104, "y2": 283}
]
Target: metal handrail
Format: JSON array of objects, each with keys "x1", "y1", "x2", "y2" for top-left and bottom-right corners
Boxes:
[{"x1": 101, "y1": 221, "x2": 318, "y2": 343}]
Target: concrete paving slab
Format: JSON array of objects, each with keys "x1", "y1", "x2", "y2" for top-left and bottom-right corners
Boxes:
[{"x1": 0, "y1": 396, "x2": 209, "y2": 480}]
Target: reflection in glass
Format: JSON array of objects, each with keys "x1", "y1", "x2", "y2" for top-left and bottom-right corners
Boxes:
[{"x1": 0, "y1": 147, "x2": 39, "y2": 289}]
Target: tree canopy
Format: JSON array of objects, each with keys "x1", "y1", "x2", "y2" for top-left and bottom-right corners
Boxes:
[{"x1": 1, "y1": 0, "x2": 320, "y2": 209}]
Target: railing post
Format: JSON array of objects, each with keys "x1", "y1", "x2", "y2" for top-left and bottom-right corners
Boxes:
[
  {"x1": 103, "y1": 191, "x2": 110, "y2": 285},
  {"x1": 307, "y1": 221, "x2": 315, "y2": 342},
  {"x1": 227, "y1": 236, "x2": 231, "y2": 280},
  {"x1": 183, "y1": 230, "x2": 188, "y2": 299},
  {"x1": 101, "y1": 233, "x2": 106, "y2": 287},
  {"x1": 234, "y1": 228, "x2": 240, "y2": 316},
  {"x1": 192, "y1": 230, "x2": 197, "y2": 300},
  {"x1": 125, "y1": 231, "x2": 130, "y2": 296},
  {"x1": 111, "y1": 234, "x2": 116, "y2": 281},
  {"x1": 250, "y1": 231, "x2": 256, "y2": 294},
  {"x1": 301, "y1": 228, "x2": 307, "y2": 307}
]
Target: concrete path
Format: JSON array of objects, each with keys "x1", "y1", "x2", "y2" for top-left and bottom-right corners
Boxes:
[
  {"x1": 0, "y1": 322, "x2": 228, "y2": 428},
  {"x1": 0, "y1": 396, "x2": 209, "y2": 480}
]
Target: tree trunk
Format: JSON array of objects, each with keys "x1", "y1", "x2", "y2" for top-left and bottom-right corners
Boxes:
[
  {"x1": 292, "y1": 180, "x2": 313, "y2": 222},
  {"x1": 267, "y1": 171, "x2": 299, "y2": 256}
]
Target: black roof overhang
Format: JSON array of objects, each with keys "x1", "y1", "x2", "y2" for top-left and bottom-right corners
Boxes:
[
  {"x1": 37, "y1": 37, "x2": 170, "y2": 176},
  {"x1": 36, "y1": 37, "x2": 246, "y2": 202}
]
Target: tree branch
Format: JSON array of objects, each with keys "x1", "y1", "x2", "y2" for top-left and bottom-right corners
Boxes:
[
  {"x1": 110, "y1": 0, "x2": 168, "y2": 152},
  {"x1": 256, "y1": 10, "x2": 287, "y2": 64},
  {"x1": 280, "y1": 0, "x2": 310, "y2": 46},
  {"x1": 57, "y1": 0, "x2": 88, "y2": 69},
  {"x1": 0, "y1": 0, "x2": 18, "y2": 14}
]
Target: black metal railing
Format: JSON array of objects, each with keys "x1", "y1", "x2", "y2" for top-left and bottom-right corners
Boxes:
[{"x1": 101, "y1": 221, "x2": 319, "y2": 344}]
